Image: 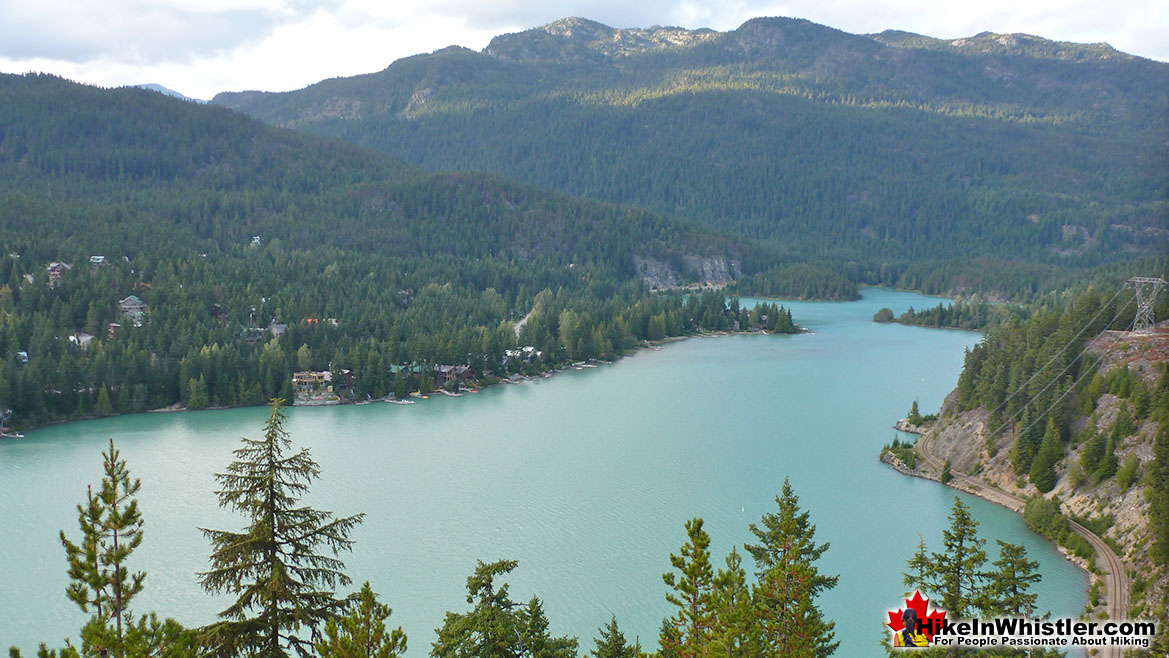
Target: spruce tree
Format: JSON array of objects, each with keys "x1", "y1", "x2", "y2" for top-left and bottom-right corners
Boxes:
[
  {"x1": 198, "y1": 399, "x2": 365, "y2": 658},
  {"x1": 745, "y1": 479, "x2": 838, "y2": 658},
  {"x1": 986, "y1": 541, "x2": 1040, "y2": 616},
  {"x1": 1150, "y1": 429, "x2": 1169, "y2": 566},
  {"x1": 591, "y1": 617, "x2": 638, "y2": 658},
  {"x1": 902, "y1": 536, "x2": 930, "y2": 595},
  {"x1": 661, "y1": 518, "x2": 714, "y2": 658},
  {"x1": 907, "y1": 400, "x2": 922, "y2": 426},
  {"x1": 95, "y1": 385, "x2": 113, "y2": 417},
  {"x1": 929, "y1": 498, "x2": 988, "y2": 617},
  {"x1": 1028, "y1": 418, "x2": 1062, "y2": 493},
  {"x1": 316, "y1": 582, "x2": 406, "y2": 658}
]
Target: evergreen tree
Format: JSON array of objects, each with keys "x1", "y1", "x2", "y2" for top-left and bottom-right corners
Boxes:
[
  {"x1": 902, "y1": 536, "x2": 930, "y2": 595},
  {"x1": 95, "y1": 384, "x2": 113, "y2": 417},
  {"x1": 60, "y1": 486, "x2": 111, "y2": 637},
  {"x1": 1095, "y1": 433, "x2": 1119, "y2": 481},
  {"x1": 518, "y1": 597, "x2": 578, "y2": 658},
  {"x1": 745, "y1": 479, "x2": 838, "y2": 658},
  {"x1": 55, "y1": 440, "x2": 193, "y2": 658},
  {"x1": 431, "y1": 560, "x2": 575, "y2": 658},
  {"x1": 661, "y1": 518, "x2": 714, "y2": 658},
  {"x1": 710, "y1": 548, "x2": 753, "y2": 658},
  {"x1": 986, "y1": 541, "x2": 1040, "y2": 616},
  {"x1": 591, "y1": 617, "x2": 638, "y2": 658},
  {"x1": 96, "y1": 438, "x2": 146, "y2": 654},
  {"x1": 1150, "y1": 429, "x2": 1169, "y2": 566},
  {"x1": 58, "y1": 439, "x2": 145, "y2": 657},
  {"x1": 1110, "y1": 405, "x2": 1133, "y2": 442},
  {"x1": 198, "y1": 399, "x2": 365, "y2": 658},
  {"x1": 1028, "y1": 418, "x2": 1062, "y2": 493},
  {"x1": 316, "y1": 582, "x2": 406, "y2": 658},
  {"x1": 928, "y1": 498, "x2": 988, "y2": 618},
  {"x1": 907, "y1": 400, "x2": 922, "y2": 426}
]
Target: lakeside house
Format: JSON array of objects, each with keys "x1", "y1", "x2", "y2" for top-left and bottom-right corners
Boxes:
[
  {"x1": 292, "y1": 370, "x2": 332, "y2": 394},
  {"x1": 107, "y1": 323, "x2": 120, "y2": 338},
  {"x1": 46, "y1": 262, "x2": 72, "y2": 288},
  {"x1": 119, "y1": 295, "x2": 147, "y2": 326},
  {"x1": 504, "y1": 346, "x2": 542, "y2": 363},
  {"x1": 89, "y1": 255, "x2": 106, "y2": 272},
  {"x1": 434, "y1": 364, "x2": 473, "y2": 387},
  {"x1": 68, "y1": 332, "x2": 94, "y2": 349},
  {"x1": 268, "y1": 321, "x2": 288, "y2": 337}
]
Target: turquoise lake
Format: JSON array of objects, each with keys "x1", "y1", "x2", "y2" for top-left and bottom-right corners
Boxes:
[{"x1": 0, "y1": 288, "x2": 1086, "y2": 654}]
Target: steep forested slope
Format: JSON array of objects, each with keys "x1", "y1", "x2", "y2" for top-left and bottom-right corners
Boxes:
[
  {"x1": 214, "y1": 16, "x2": 1169, "y2": 265},
  {"x1": 0, "y1": 73, "x2": 760, "y2": 429}
]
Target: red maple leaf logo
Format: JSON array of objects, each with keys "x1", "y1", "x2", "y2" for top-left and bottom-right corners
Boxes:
[{"x1": 887, "y1": 590, "x2": 947, "y2": 642}]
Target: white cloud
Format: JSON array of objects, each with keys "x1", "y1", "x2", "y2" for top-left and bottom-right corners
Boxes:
[{"x1": 0, "y1": 0, "x2": 1164, "y2": 100}]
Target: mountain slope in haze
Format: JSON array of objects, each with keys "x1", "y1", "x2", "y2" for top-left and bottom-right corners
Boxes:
[
  {"x1": 213, "y1": 16, "x2": 1169, "y2": 266},
  {"x1": 0, "y1": 72, "x2": 769, "y2": 429},
  {"x1": 137, "y1": 83, "x2": 205, "y2": 103}
]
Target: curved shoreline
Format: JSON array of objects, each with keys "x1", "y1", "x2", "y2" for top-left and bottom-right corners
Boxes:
[{"x1": 884, "y1": 426, "x2": 1130, "y2": 658}]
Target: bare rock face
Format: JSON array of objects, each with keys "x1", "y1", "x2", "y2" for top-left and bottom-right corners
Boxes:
[
  {"x1": 682, "y1": 255, "x2": 741, "y2": 283},
  {"x1": 633, "y1": 255, "x2": 681, "y2": 289},
  {"x1": 929, "y1": 406, "x2": 992, "y2": 476}
]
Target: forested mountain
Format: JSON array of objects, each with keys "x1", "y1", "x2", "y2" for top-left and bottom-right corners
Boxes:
[
  {"x1": 0, "y1": 72, "x2": 769, "y2": 429},
  {"x1": 213, "y1": 16, "x2": 1169, "y2": 265}
]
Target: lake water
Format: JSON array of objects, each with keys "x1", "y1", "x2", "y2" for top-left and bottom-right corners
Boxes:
[{"x1": 0, "y1": 288, "x2": 1086, "y2": 654}]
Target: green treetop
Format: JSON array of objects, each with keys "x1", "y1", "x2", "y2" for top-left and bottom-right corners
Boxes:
[{"x1": 198, "y1": 399, "x2": 365, "y2": 658}]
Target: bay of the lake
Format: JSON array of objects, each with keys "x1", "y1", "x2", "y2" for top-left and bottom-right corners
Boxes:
[{"x1": 0, "y1": 288, "x2": 1086, "y2": 654}]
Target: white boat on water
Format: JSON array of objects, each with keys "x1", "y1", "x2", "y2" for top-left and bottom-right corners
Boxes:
[{"x1": 387, "y1": 399, "x2": 416, "y2": 405}]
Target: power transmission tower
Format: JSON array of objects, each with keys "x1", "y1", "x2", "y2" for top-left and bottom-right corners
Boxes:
[{"x1": 1128, "y1": 277, "x2": 1167, "y2": 332}]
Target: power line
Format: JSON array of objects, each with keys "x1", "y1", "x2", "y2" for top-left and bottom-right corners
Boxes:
[
  {"x1": 982, "y1": 286, "x2": 1126, "y2": 423},
  {"x1": 982, "y1": 293, "x2": 1134, "y2": 440},
  {"x1": 1002, "y1": 314, "x2": 1137, "y2": 445},
  {"x1": 1128, "y1": 277, "x2": 1166, "y2": 332}
]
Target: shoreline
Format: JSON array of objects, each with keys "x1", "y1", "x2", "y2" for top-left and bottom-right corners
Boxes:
[
  {"x1": 881, "y1": 424, "x2": 1129, "y2": 652},
  {"x1": 6, "y1": 326, "x2": 804, "y2": 438}
]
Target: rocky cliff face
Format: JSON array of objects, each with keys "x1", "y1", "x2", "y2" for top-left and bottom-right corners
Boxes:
[
  {"x1": 920, "y1": 324, "x2": 1168, "y2": 620},
  {"x1": 633, "y1": 254, "x2": 741, "y2": 289}
]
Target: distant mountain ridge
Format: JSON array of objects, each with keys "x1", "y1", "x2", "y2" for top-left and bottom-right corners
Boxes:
[
  {"x1": 137, "y1": 83, "x2": 204, "y2": 103},
  {"x1": 212, "y1": 16, "x2": 1168, "y2": 266}
]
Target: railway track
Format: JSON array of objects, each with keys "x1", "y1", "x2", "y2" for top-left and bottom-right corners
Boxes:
[{"x1": 914, "y1": 431, "x2": 1130, "y2": 657}]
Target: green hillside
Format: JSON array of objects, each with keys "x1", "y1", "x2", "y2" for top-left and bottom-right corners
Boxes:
[
  {"x1": 213, "y1": 16, "x2": 1169, "y2": 265},
  {"x1": 0, "y1": 73, "x2": 763, "y2": 429}
]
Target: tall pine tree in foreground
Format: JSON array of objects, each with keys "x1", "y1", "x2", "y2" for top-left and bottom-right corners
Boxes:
[
  {"x1": 198, "y1": 399, "x2": 365, "y2": 658},
  {"x1": 13, "y1": 440, "x2": 194, "y2": 658},
  {"x1": 745, "y1": 478, "x2": 839, "y2": 658},
  {"x1": 57, "y1": 438, "x2": 146, "y2": 658},
  {"x1": 661, "y1": 518, "x2": 715, "y2": 657}
]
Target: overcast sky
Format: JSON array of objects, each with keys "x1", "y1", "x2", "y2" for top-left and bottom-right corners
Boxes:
[{"x1": 1, "y1": 0, "x2": 1165, "y2": 100}]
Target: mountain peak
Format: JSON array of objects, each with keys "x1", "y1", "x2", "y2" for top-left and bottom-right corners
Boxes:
[
  {"x1": 870, "y1": 29, "x2": 1134, "y2": 62},
  {"x1": 484, "y1": 17, "x2": 716, "y2": 62}
]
